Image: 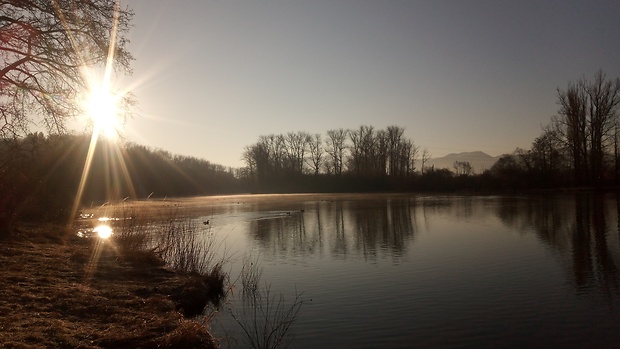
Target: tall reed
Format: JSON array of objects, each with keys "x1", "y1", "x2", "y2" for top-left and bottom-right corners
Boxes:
[{"x1": 108, "y1": 205, "x2": 230, "y2": 312}]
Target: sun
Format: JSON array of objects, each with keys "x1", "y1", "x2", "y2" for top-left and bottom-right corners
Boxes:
[
  {"x1": 93, "y1": 224, "x2": 113, "y2": 239},
  {"x1": 85, "y1": 83, "x2": 122, "y2": 140}
]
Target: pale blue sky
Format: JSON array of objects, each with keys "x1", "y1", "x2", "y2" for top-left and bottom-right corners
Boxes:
[{"x1": 118, "y1": 0, "x2": 620, "y2": 167}]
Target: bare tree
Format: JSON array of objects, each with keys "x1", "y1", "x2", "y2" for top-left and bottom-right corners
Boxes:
[
  {"x1": 385, "y1": 126, "x2": 419, "y2": 176},
  {"x1": 404, "y1": 139, "x2": 419, "y2": 175},
  {"x1": 241, "y1": 145, "x2": 257, "y2": 178},
  {"x1": 554, "y1": 82, "x2": 587, "y2": 183},
  {"x1": 521, "y1": 127, "x2": 568, "y2": 186},
  {"x1": 244, "y1": 140, "x2": 270, "y2": 180},
  {"x1": 386, "y1": 126, "x2": 404, "y2": 175},
  {"x1": 348, "y1": 127, "x2": 362, "y2": 175},
  {"x1": 325, "y1": 128, "x2": 348, "y2": 175},
  {"x1": 421, "y1": 148, "x2": 431, "y2": 175},
  {"x1": 284, "y1": 131, "x2": 310, "y2": 174},
  {"x1": 307, "y1": 133, "x2": 323, "y2": 175},
  {"x1": 585, "y1": 71, "x2": 620, "y2": 183},
  {"x1": 555, "y1": 70, "x2": 620, "y2": 185},
  {"x1": 615, "y1": 122, "x2": 620, "y2": 182},
  {"x1": 348, "y1": 125, "x2": 385, "y2": 176},
  {"x1": 359, "y1": 125, "x2": 376, "y2": 176},
  {"x1": 260, "y1": 134, "x2": 286, "y2": 176},
  {"x1": 453, "y1": 161, "x2": 472, "y2": 176},
  {"x1": 374, "y1": 129, "x2": 388, "y2": 176},
  {"x1": 0, "y1": 0, "x2": 134, "y2": 138}
]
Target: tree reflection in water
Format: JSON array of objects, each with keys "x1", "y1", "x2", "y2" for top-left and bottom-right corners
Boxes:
[
  {"x1": 246, "y1": 196, "x2": 419, "y2": 262},
  {"x1": 243, "y1": 193, "x2": 620, "y2": 301},
  {"x1": 495, "y1": 193, "x2": 620, "y2": 302}
]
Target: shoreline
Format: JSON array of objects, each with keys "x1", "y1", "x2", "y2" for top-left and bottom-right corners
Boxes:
[{"x1": 0, "y1": 225, "x2": 219, "y2": 348}]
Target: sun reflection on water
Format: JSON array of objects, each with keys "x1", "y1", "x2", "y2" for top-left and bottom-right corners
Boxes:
[{"x1": 93, "y1": 225, "x2": 113, "y2": 239}]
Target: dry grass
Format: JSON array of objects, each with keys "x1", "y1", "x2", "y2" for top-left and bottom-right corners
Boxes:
[
  {"x1": 109, "y1": 206, "x2": 230, "y2": 316},
  {"x1": 0, "y1": 225, "x2": 219, "y2": 348}
]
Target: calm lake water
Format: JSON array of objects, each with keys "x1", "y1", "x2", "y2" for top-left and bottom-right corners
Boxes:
[{"x1": 104, "y1": 193, "x2": 620, "y2": 348}]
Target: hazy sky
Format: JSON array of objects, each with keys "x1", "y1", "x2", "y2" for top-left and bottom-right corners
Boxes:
[{"x1": 116, "y1": 0, "x2": 620, "y2": 168}]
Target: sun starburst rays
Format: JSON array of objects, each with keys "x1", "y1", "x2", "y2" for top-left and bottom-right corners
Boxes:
[{"x1": 57, "y1": 1, "x2": 138, "y2": 277}]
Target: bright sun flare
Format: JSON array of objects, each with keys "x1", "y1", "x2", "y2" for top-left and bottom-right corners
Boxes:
[
  {"x1": 93, "y1": 224, "x2": 113, "y2": 239},
  {"x1": 85, "y1": 83, "x2": 122, "y2": 140}
]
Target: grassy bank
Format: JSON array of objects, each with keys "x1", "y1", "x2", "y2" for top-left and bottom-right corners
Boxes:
[{"x1": 0, "y1": 225, "x2": 219, "y2": 348}]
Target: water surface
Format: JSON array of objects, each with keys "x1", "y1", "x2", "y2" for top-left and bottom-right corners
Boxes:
[{"x1": 105, "y1": 193, "x2": 620, "y2": 348}]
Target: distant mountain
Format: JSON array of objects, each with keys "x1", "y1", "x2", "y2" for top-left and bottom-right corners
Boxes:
[{"x1": 425, "y1": 151, "x2": 500, "y2": 174}]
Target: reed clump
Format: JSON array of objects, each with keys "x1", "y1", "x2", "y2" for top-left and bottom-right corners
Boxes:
[{"x1": 98, "y1": 205, "x2": 230, "y2": 319}]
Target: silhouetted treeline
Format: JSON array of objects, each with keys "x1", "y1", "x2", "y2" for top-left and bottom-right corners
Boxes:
[
  {"x1": 551, "y1": 70, "x2": 620, "y2": 186},
  {"x1": 238, "y1": 125, "x2": 510, "y2": 193},
  {"x1": 90, "y1": 142, "x2": 241, "y2": 200},
  {"x1": 3, "y1": 71, "x2": 619, "y2": 230},
  {"x1": 240, "y1": 71, "x2": 620, "y2": 193},
  {"x1": 1, "y1": 133, "x2": 83, "y2": 227},
  {"x1": 487, "y1": 71, "x2": 620, "y2": 190},
  {"x1": 0, "y1": 133, "x2": 241, "y2": 229},
  {"x1": 239, "y1": 125, "x2": 424, "y2": 192},
  {"x1": 241, "y1": 126, "x2": 418, "y2": 179}
]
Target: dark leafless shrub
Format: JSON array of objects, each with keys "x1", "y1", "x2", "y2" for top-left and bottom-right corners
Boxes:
[
  {"x1": 225, "y1": 257, "x2": 303, "y2": 349},
  {"x1": 241, "y1": 255, "x2": 262, "y2": 300}
]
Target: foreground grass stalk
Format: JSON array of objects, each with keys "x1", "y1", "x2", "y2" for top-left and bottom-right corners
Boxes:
[{"x1": 225, "y1": 257, "x2": 304, "y2": 349}]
